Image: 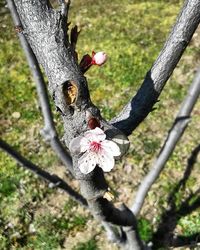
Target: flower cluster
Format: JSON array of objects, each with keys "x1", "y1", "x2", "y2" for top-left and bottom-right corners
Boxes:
[{"x1": 69, "y1": 127, "x2": 120, "y2": 174}]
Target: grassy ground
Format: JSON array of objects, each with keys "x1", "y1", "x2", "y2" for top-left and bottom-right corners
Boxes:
[{"x1": 0, "y1": 0, "x2": 200, "y2": 249}]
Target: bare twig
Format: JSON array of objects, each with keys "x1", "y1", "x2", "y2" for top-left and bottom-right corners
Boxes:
[
  {"x1": 0, "y1": 139, "x2": 87, "y2": 207},
  {"x1": 7, "y1": 0, "x2": 74, "y2": 174},
  {"x1": 112, "y1": 0, "x2": 200, "y2": 135},
  {"x1": 131, "y1": 69, "x2": 200, "y2": 216},
  {"x1": 59, "y1": 0, "x2": 70, "y2": 17},
  {"x1": 70, "y1": 25, "x2": 80, "y2": 51}
]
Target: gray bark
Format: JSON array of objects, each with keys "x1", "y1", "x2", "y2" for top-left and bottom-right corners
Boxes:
[
  {"x1": 10, "y1": 0, "x2": 141, "y2": 248},
  {"x1": 111, "y1": 0, "x2": 200, "y2": 135},
  {"x1": 132, "y1": 69, "x2": 200, "y2": 216},
  {"x1": 7, "y1": 0, "x2": 73, "y2": 173},
  {"x1": 6, "y1": 0, "x2": 200, "y2": 249}
]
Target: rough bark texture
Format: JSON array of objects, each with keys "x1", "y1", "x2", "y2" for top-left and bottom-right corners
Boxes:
[
  {"x1": 13, "y1": 1, "x2": 140, "y2": 248},
  {"x1": 111, "y1": 0, "x2": 200, "y2": 135},
  {"x1": 7, "y1": 0, "x2": 73, "y2": 173},
  {"x1": 9, "y1": 0, "x2": 200, "y2": 249}
]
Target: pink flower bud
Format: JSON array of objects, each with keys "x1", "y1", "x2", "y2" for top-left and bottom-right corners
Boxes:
[{"x1": 92, "y1": 51, "x2": 107, "y2": 66}]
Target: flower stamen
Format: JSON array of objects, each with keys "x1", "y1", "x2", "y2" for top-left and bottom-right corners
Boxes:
[{"x1": 90, "y1": 141, "x2": 102, "y2": 152}]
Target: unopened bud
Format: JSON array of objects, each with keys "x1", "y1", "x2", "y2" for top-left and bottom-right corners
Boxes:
[{"x1": 92, "y1": 51, "x2": 107, "y2": 66}]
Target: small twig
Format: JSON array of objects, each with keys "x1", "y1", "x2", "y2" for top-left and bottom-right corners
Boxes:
[
  {"x1": 0, "y1": 139, "x2": 87, "y2": 207},
  {"x1": 59, "y1": 0, "x2": 70, "y2": 17},
  {"x1": 7, "y1": 0, "x2": 74, "y2": 174},
  {"x1": 131, "y1": 69, "x2": 200, "y2": 216},
  {"x1": 70, "y1": 25, "x2": 80, "y2": 51}
]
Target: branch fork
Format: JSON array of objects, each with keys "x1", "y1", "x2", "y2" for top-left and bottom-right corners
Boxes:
[{"x1": 5, "y1": 0, "x2": 200, "y2": 249}]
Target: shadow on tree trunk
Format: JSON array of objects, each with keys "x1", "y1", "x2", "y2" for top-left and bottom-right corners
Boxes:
[{"x1": 152, "y1": 144, "x2": 200, "y2": 249}]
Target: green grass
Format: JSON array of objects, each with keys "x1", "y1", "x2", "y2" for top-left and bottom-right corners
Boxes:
[
  {"x1": 179, "y1": 213, "x2": 200, "y2": 237},
  {"x1": 138, "y1": 218, "x2": 153, "y2": 242},
  {"x1": 1, "y1": 0, "x2": 200, "y2": 249},
  {"x1": 73, "y1": 238, "x2": 99, "y2": 250}
]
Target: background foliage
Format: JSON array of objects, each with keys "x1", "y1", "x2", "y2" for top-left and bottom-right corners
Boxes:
[{"x1": 0, "y1": 0, "x2": 200, "y2": 249}]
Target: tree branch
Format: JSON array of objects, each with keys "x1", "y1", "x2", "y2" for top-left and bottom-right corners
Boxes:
[
  {"x1": 59, "y1": 0, "x2": 70, "y2": 17},
  {"x1": 9, "y1": 1, "x2": 142, "y2": 248},
  {"x1": 79, "y1": 169, "x2": 145, "y2": 249},
  {"x1": 111, "y1": 0, "x2": 200, "y2": 135},
  {"x1": 131, "y1": 69, "x2": 200, "y2": 216},
  {"x1": 7, "y1": 0, "x2": 73, "y2": 174},
  {"x1": 0, "y1": 139, "x2": 87, "y2": 207},
  {"x1": 101, "y1": 222, "x2": 123, "y2": 244},
  {"x1": 11, "y1": 0, "x2": 200, "y2": 249}
]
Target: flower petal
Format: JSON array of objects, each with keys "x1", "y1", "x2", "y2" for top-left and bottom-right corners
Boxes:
[
  {"x1": 101, "y1": 140, "x2": 121, "y2": 156},
  {"x1": 84, "y1": 127, "x2": 106, "y2": 142},
  {"x1": 69, "y1": 136, "x2": 83, "y2": 154},
  {"x1": 98, "y1": 150, "x2": 115, "y2": 172},
  {"x1": 79, "y1": 137, "x2": 90, "y2": 153},
  {"x1": 78, "y1": 152, "x2": 97, "y2": 174}
]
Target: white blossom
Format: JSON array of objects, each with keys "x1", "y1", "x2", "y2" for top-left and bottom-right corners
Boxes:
[{"x1": 69, "y1": 127, "x2": 120, "y2": 174}]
